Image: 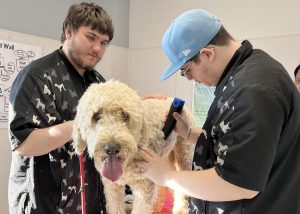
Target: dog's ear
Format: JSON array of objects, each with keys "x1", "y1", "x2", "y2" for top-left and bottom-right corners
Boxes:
[{"x1": 72, "y1": 122, "x2": 87, "y2": 155}]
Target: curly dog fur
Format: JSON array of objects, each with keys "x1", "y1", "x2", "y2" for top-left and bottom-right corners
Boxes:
[{"x1": 73, "y1": 80, "x2": 194, "y2": 214}]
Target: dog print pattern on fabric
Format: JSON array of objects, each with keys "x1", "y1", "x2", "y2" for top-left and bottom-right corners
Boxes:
[{"x1": 9, "y1": 49, "x2": 105, "y2": 213}]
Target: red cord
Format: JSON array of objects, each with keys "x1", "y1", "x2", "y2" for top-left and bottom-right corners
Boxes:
[{"x1": 79, "y1": 153, "x2": 86, "y2": 214}]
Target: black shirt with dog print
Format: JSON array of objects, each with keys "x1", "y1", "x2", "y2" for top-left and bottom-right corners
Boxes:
[
  {"x1": 189, "y1": 40, "x2": 300, "y2": 214},
  {"x1": 9, "y1": 48, "x2": 106, "y2": 214}
]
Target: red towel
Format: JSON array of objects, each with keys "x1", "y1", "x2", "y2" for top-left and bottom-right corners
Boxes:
[{"x1": 155, "y1": 191, "x2": 174, "y2": 214}]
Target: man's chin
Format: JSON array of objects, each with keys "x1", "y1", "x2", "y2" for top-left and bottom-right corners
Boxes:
[
  {"x1": 84, "y1": 60, "x2": 100, "y2": 70},
  {"x1": 81, "y1": 63, "x2": 96, "y2": 71}
]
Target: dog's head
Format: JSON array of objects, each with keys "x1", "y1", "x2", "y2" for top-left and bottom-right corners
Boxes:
[{"x1": 73, "y1": 80, "x2": 146, "y2": 182}]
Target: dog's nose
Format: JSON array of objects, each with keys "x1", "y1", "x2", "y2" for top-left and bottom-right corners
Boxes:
[{"x1": 103, "y1": 142, "x2": 121, "y2": 155}]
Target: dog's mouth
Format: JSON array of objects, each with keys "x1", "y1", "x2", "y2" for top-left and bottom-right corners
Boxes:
[{"x1": 101, "y1": 155, "x2": 123, "y2": 182}]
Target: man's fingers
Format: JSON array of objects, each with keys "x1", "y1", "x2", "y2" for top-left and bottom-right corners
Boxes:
[
  {"x1": 142, "y1": 94, "x2": 167, "y2": 100},
  {"x1": 135, "y1": 159, "x2": 148, "y2": 167},
  {"x1": 173, "y1": 112, "x2": 184, "y2": 122},
  {"x1": 138, "y1": 146, "x2": 156, "y2": 158}
]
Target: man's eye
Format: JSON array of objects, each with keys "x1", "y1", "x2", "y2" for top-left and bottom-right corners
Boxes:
[
  {"x1": 101, "y1": 41, "x2": 109, "y2": 47},
  {"x1": 86, "y1": 35, "x2": 96, "y2": 41}
]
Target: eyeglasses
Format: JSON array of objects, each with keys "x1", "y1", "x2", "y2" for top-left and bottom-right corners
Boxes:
[
  {"x1": 180, "y1": 51, "x2": 200, "y2": 77},
  {"x1": 180, "y1": 47, "x2": 214, "y2": 77},
  {"x1": 180, "y1": 61, "x2": 193, "y2": 77}
]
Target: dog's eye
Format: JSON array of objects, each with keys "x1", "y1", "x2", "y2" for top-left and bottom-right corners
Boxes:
[
  {"x1": 120, "y1": 111, "x2": 128, "y2": 121},
  {"x1": 93, "y1": 112, "x2": 102, "y2": 121}
]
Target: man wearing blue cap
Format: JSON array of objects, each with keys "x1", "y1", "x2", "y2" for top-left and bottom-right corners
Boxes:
[{"x1": 138, "y1": 9, "x2": 300, "y2": 213}]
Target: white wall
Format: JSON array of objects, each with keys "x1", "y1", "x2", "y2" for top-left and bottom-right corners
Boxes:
[
  {"x1": 0, "y1": 28, "x2": 128, "y2": 213},
  {"x1": 0, "y1": 0, "x2": 130, "y2": 48},
  {"x1": 128, "y1": 0, "x2": 300, "y2": 108}
]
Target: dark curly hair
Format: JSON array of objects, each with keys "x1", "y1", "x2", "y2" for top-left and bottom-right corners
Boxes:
[{"x1": 61, "y1": 2, "x2": 114, "y2": 43}]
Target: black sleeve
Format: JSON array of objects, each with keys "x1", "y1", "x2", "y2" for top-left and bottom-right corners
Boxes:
[
  {"x1": 214, "y1": 85, "x2": 289, "y2": 191},
  {"x1": 9, "y1": 67, "x2": 61, "y2": 150}
]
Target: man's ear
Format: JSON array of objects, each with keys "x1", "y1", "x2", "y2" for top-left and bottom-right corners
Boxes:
[
  {"x1": 200, "y1": 47, "x2": 215, "y2": 62},
  {"x1": 64, "y1": 26, "x2": 73, "y2": 40}
]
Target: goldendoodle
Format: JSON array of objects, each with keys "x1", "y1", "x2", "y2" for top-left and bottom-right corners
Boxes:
[{"x1": 73, "y1": 80, "x2": 194, "y2": 214}]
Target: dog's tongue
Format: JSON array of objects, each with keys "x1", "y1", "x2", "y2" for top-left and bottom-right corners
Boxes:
[{"x1": 102, "y1": 155, "x2": 122, "y2": 182}]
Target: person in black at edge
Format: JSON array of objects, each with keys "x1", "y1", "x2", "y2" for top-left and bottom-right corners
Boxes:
[
  {"x1": 294, "y1": 64, "x2": 300, "y2": 92},
  {"x1": 8, "y1": 3, "x2": 113, "y2": 213},
  {"x1": 138, "y1": 9, "x2": 300, "y2": 213}
]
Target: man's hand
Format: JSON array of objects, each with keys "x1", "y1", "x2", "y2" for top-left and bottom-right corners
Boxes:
[
  {"x1": 141, "y1": 93, "x2": 167, "y2": 100},
  {"x1": 173, "y1": 112, "x2": 190, "y2": 139},
  {"x1": 136, "y1": 147, "x2": 175, "y2": 186}
]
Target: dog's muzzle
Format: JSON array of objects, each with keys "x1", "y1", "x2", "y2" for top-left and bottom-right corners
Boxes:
[
  {"x1": 103, "y1": 142, "x2": 121, "y2": 155},
  {"x1": 101, "y1": 142, "x2": 123, "y2": 182}
]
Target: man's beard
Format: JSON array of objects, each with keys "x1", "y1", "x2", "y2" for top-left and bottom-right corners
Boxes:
[
  {"x1": 69, "y1": 51, "x2": 95, "y2": 71},
  {"x1": 68, "y1": 43, "x2": 100, "y2": 71}
]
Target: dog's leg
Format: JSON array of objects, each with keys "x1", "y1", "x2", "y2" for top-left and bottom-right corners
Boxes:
[
  {"x1": 103, "y1": 180, "x2": 126, "y2": 214},
  {"x1": 130, "y1": 180, "x2": 158, "y2": 214}
]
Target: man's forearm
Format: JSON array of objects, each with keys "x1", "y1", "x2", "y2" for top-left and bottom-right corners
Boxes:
[
  {"x1": 165, "y1": 167, "x2": 259, "y2": 201},
  {"x1": 14, "y1": 120, "x2": 75, "y2": 156}
]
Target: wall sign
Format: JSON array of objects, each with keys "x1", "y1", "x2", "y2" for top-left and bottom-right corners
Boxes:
[{"x1": 0, "y1": 39, "x2": 42, "y2": 128}]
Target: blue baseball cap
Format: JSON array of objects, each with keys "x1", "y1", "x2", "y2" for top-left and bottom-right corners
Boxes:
[{"x1": 160, "y1": 9, "x2": 221, "y2": 80}]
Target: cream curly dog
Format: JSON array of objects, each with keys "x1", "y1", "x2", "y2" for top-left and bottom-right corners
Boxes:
[{"x1": 73, "y1": 80, "x2": 194, "y2": 214}]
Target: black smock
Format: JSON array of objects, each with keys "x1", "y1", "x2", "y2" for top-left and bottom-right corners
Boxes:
[
  {"x1": 189, "y1": 40, "x2": 300, "y2": 214},
  {"x1": 8, "y1": 48, "x2": 106, "y2": 214}
]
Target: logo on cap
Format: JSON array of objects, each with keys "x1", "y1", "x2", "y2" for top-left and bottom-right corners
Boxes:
[{"x1": 183, "y1": 49, "x2": 191, "y2": 56}]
